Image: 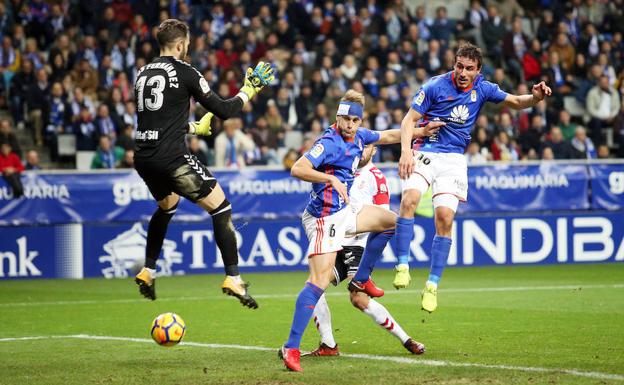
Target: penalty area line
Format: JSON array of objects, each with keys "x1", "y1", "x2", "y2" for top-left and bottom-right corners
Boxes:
[{"x1": 0, "y1": 334, "x2": 622, "y2": 381}]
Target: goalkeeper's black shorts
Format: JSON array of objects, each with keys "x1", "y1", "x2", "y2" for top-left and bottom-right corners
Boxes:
[
  {"x1": 135, "y1": 153, "x2": 217, "y2": 203},
  {"x1": 332, "y1": 246, "x2": 364, "y2": 285}
]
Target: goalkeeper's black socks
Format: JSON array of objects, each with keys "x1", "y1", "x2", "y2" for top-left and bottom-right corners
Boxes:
[
  {"x1": 210, "y1": 200, "x2": 240, "y2": 276},
  {"x1": 145, "y1": 205, "x2": 177, "y2": 269}
]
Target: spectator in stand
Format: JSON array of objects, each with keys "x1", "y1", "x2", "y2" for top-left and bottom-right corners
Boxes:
[
  {"x1": 214, "y1": 119, "x2": 256, "y2": 168},
  {"x1": 502, "y1": 17, "x2": 528, "y2": 82},
  {"x1": 0, "y1": 142, "x2": 24, "y2": 198},
  {"x1": 94, "y1": 104, "x2": 117, "y2": 140},
  {"x1": 75, "y1": 106, "x2": 97, "y2": 151},
  {"x1": 45, "y1": 81, "x2": 69, "y2": 160},
  {"x1": 24, "y1": 149, "x2": 41, "y2": 170},
  {"x1": 481, "y1": 5, "x2": 506, "y2": 66},
  {"x1": 9, "y1": 58, "x2": 35, "y2": 129},
  {"x1": 518, "y1": 115, "x2": 545, "y2": 156},
  {"x1": 0, "y1": 36, "x2": 20, "y2": 88},
  {"x1": 187, "y1": 136, "x2": 208, "y2": 166},
  {"x1": 586, "y1": 75, "x2": 621, "y2": 145},
  {"x1": 491, "y1": 131, "x2": 519, "y2": 161},
  {"x1": 597, "y1": 144, "x2": 611, "y2": 159},
  {"x1": 117, "y1": 148, "x2": 134, "y2": 169},
  {"x1": 557, "y1": 110, "x2": 578, "y2": 141},
  {"x1": 548, "y1": 33, "x2": 576, "y2": 72},
  {"x1": 115, "y1": 124, "x2": 135, "y2": 152},
  {"x1": 0, "y1": 119, "x2": 21, "y2": 158},
  {"x1": 465, "y1": 142, "x2": 487, "y2": 164},
  {"x1": 523, "y1": 39, "x2": 543, "y2": 83},
  {"x1": 541, "y1": 146, "x2": 555, "y2": 160},
  {"x1": 571, "y1": 126, "x2": 597, "y2": 159},
  {"x1": 542, "y1": 126, "x2": 573, "y2": 159},
  {"x1": 91, "y1": 134, "x2": 123, "y2": 169}
]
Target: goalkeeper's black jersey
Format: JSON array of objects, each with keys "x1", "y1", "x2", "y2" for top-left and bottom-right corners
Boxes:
[{"x1": 134, "y1": 56, "x2": 243, "y2": 169}]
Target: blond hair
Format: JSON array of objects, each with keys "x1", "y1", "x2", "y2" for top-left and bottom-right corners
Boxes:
[{"x1": 340, "y1": 89, "x2": 365, "y2": 107}]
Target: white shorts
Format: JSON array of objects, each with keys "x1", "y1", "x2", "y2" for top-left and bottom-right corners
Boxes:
[
  {"x1": 401, "y1": 151, "x2": 468, "y2": 201},
  {"x1": 302, "y1": 203, "x2": 362, "y2": 257}
]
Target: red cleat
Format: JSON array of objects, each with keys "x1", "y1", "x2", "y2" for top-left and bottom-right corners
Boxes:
[
  {"x1": 348, "y1": 278, "x2": 385, "y2": 297},
  {"x1": 403, "y1": 338, "x2": 426, "y2": 355},
  {"x1": 279, "y1": 346, "x2": 302, "y2": 372},
  {"x1": 302, "y1": 342, "x2": 340, "y2": 357}
]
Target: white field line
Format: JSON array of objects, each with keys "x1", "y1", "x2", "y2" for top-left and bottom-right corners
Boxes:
[
  {"x1": 1, "y1": 284, "x2": 623, "y2": 308},
  {"x1": 0, "y1": 334, "x2": 622, "y2": 381}
]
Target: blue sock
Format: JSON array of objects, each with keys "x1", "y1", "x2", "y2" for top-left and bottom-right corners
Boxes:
[
  {"x1": 285, "y1": 282, "x2": 324, "y2": 349},
  {"x1": 428, "y1": 235, "x2": 452, "y2": 285},
  {"x1": 395, "y1": 217, "x2": 414, "y2": 265},
  {"x1": 353, "y1": 230, "x2": 394, "y2": 282}
]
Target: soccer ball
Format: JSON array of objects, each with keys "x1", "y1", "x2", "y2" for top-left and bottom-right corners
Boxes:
[{"x1": 150, "y1": 312, "x2": 186, "y2": 346}]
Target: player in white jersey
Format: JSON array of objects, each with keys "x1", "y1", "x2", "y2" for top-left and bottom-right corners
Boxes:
[{"x1": 305, "y1": 144, "x2": 425, "y2": 357}]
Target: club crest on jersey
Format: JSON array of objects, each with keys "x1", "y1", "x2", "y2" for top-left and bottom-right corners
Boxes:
[
  {"x1": 449, "y1": 104, "x2": 469, "y2": 124},
  {"x1": 414, "y1": 90, "x2": 425, "y2": 106},
  {"x1": 309, "y1": 144, "x2": 324, "y2": 158},
  {"x1": 471, "y1": 90, "x2": 477, "y2": 102}
]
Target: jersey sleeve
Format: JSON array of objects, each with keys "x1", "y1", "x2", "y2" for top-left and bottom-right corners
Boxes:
[
  {"x1": 482, "y1": 80, "x2": 509, "y2": 104},
  {"x1": 182, "y1": 63, "x2": 244, "y2": 119},
  {"x1": 304, "y1": 136, "x2": 335, "y2": 169},
  {"x1": 410, "y1": 82, "x2": 434, "y2": 115},
  {"x1": 369, "y1": 168, "x2": 390, "y2": 208},
  {"x1": 359, "y1": 128, "x2": 381, "y2": 145}
]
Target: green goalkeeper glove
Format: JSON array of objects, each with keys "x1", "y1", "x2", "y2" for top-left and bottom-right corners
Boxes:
[
  {"x1": 188, "y1": 112, "x2": 214, "y2": 136},
  {"x1": 237, "y1": 61, "x2": 276, "y2": 102}
]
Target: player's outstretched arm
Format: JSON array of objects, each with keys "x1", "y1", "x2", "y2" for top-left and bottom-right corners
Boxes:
[
  {"x1": 189, "y1": 62, "x2": 276, "y2": 120},
  {"x1": 503, "y1": 81, "x2": 552, "y2": 110},
  {"x1": 291, "y1": 156, "x2": 349, "y2": 204},
  {"x1": 374, "y1": 121, "x2": 444, "y2": 145}
]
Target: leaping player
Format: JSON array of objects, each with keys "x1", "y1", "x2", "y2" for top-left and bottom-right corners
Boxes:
[{"x1": 389, "y1": 43, "x2": 552, "y2": 312}]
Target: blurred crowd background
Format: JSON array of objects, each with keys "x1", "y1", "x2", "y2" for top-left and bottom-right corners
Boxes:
[{"x1": 0, "y1": 0, "x2": 623, "y2": 175}]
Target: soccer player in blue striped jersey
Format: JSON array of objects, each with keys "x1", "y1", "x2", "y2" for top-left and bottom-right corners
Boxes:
[
  {"x1": 390, "y1": 43, "x2": 552, "y2": 312},
  {"x1": 279, "y1": 89, "x2": 442, "y2": 372}
]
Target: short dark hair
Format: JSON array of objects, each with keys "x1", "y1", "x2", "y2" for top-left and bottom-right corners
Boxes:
[
  {"x1": 156, "y1": 19, "x2": 189, "y2": 48},
  {"x1": 456, "y1": 43, "x2": 482, "y2": 69}
]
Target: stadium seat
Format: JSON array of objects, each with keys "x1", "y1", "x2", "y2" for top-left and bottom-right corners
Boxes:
[
  {"x1": 563, "y1": 96, "x2": 586, "y2": 118},
  {"x1": 76, "y1": 151, "x2": 96, "y2": 170},
  {"x1": 57, "y1": 134, "x2": 76, "y2": 156}
]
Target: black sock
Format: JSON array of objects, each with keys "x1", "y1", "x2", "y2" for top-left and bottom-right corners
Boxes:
[
  {"x1": 145, "y1": 205, "x2": 176, "y2": 269},
  {"x1": 210, "y1": 200, "x2": 239, "y2": 276}
]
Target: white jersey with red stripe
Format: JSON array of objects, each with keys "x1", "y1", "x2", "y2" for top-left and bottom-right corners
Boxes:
[{"x1": 343, "y1": 163, "x2": 390, "y2": 248}]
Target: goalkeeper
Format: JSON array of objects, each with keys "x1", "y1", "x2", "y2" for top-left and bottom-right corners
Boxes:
[{"x1": 133, "y1": 19, "x2": 275, "y2": 309}]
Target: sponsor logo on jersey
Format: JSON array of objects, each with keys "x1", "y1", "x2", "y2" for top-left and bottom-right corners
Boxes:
[
  {"x1": 449, "y1": 104, "x2": 469, "y2": 124},
  {"x1": 135, "y1": 130, "x2": 159, "y2": 140},
  {"x1": 98, "y1": 223, "x2": 183, "y2": 278},
  {"x1": 414, "y1": 90, "x2": 425, "y2": 106},
  {"x1": 199, "y1": 77, "x2": 210, "y2": 93},
  {"x1": 309, "y1": 144, "x2": 324, "y2": 158}
]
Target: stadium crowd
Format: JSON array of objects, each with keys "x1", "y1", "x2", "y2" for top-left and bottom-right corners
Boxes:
[{"x1": 0, "y1": 0, "x2": 623, "y2": 173}]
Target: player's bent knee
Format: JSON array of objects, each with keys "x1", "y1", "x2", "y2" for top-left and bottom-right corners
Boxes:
[{"x1": 349, "y1": 292, "x2": 368, "y2": 310}]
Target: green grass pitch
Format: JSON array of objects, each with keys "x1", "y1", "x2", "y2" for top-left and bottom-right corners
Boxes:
[{"x1": 1, "y1": 264, "x2": 623, "y2": 385}]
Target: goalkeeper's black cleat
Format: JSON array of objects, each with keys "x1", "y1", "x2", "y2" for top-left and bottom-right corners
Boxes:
[
  {"x1": 222, "y1": 276, "x2": 259, "y2": 309},
  {"x1": 135, "y1": 268, "x2": 156, "y2": 300}
]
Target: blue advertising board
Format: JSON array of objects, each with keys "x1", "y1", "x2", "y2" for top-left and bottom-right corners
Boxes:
[
  {"x1": 2, "y1": 212, "x2": 622, "y2": 280},
  {"x1": 1, "y1": 162, "x2": 616, "y2": 226},
  {"x1": 589, "y1": 164, "x2": 624, "y2": 210}
]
